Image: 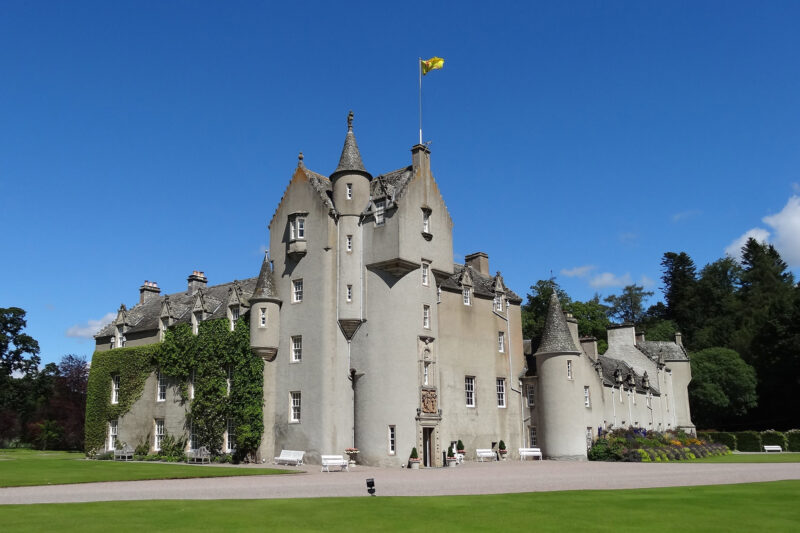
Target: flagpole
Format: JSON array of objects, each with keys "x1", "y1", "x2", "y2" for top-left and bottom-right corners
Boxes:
[{"x1": 418, "y1": 57, "x2": 423, "y2": 145}]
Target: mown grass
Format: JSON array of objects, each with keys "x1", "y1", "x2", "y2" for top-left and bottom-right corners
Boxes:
[
  {"x1": 689, "y1": 452, "x2": 800, "y2": 463},
  {"x1": 0, "y1": 449, "x2": 294, "y2": 487},
  {"x1": 1, "y1": 481, "x2": 798, "y2": 532}
]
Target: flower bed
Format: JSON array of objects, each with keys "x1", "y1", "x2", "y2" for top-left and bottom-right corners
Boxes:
[{"x1": 588, "y1": 428, "x2": 730, "y2": 462}]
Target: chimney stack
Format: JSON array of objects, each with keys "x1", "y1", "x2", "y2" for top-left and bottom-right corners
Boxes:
[
  {"x1": 635, "y1": 330, "x2": 645, "y2": 345},
  {"x1": 139, "y1": 280, "x2": 161, "y2": 304},
  {"x1": 465, "y1": 252, "x2": 489, "y2": 276},
  {"x1": 188, "y1": 270, "x2": 208, "y2": 294},
  {"x1": 674, "y1": 331, "x2": 683, "y2": 347}
]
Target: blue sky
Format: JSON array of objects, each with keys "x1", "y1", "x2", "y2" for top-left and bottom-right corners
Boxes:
[{"x1": 2, "y1": 1, "x2": 799, "y2": 365}]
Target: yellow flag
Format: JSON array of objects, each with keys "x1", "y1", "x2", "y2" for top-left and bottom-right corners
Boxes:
[{"x1": 421, "y1": 57, "x2": 444, "y2": 75}]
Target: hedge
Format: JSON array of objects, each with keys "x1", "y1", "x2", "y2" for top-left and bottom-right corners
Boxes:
[
  {"x1": 760, "y1": 430, "x2": 787, "y2": 450},
  {"x1": 786, "y1": 430, "x2": 800, "y2": 452},
  {"x1": 709, "y1": 431, "x2": 737, "y2": 450},
  {"x1": 733, "y1": 431, "x2": 762, "y2": 452}
]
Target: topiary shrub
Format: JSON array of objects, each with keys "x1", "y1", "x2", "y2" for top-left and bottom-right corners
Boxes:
[
  {"x1": 786, "y1": 430, "x2": 800, "y2": 452},
  {"x1": 410, "y1": 447, "x2": 419, "y2": 460},
  {"x1": 760, "y1": 430, "x2": 787, "y2": 450},
  {"x1": 734, "y1": 431, "x2": 762, "y2": 452},
  {"x1": 457, "y1": 439, "x2": 465, "y2": 452},
  {"x1": 710, "y1": 432, "x2": 737, "y2": 450}
]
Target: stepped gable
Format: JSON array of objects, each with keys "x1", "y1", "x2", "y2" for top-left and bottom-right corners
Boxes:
[
  {"x1": 534, "y1": 294, "x2": 579, "y2": 355},
  {"x1": 637, "y1": 340, "x2": 688, "y2": 363},
  {"x1": 94, "y1": 277, "x2": 257, "y2": 339},
  {"x1": 439, "y1": 264, "x2": 523, "y2": 303}
]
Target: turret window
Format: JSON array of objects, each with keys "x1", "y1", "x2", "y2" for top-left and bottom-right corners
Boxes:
[
  {"x1": 346, "y1": 285, "x2": 353, "y2": 302},
  {"x1": 422, "y1": 263, "x2": 429, "y2": 286},
  {"x1": 259, "y1": 307, "x2": 267, "y2": 327},
  {"x1": 346, "y1": 183, "x2": 353, "y2": 199},
  {"x1": 423, "y1": 305, "x2": 430, "y2": 329},
  {"x1": 346, "y1": 235, "x2": 352, "y2": 252},
  {"x1": 584, "y1": 386, "x2": 591, "y2": 407},
  {"x1": 567, "y1": 360, "x2": 573, "y2": 380}
]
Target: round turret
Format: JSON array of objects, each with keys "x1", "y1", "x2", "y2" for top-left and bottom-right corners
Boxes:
[
  {"x1": 330, "y1": 111, "x2": 372, "y2": 216},
  {"x1": 250, "y1": 253, "x2": 281, "y2": 361}
]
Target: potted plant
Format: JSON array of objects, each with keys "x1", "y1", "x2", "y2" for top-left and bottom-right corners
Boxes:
[
  {"x1": 446, "y1": 446, "x2": 458, "y2": 467},
  {"x1": 345, "y1": 447, "x2": 359, "y2": 466},
  {"x1": 456, "y1": 440, "x2": 465, "y2": 455},
  {"x1": 498, "y1": 440, "x2": 508, "y2": 460},
  {"x1": 409, "y1": 447, "x2": 421, "y2": 469}
]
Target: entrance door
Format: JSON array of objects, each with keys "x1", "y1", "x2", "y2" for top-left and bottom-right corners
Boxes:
[{"x1": 423, "y1": 427, "x2": 433, "y2": 467}]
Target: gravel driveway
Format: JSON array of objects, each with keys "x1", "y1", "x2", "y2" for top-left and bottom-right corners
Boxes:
[{"x1": 2, "y1": 460, "x2": 799, "y2": 505}]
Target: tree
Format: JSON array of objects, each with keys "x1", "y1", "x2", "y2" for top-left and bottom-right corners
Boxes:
[
  {"x1": 50, "y1": 355, "x2": 89, "y2": 450},
  {"x1": 603, "y1": 285, "x2": 653, "y2": 324},
  {"x1": 660, "y1": 252, "x2": 700, "y2": 342},
  {"x1": 521, "y1": 278, "x2": 571, "y2": 348},
  {"x1": 688, "y1": 347, "x2": 757, "y2": 429},
  {"x1": 0, "y1": 307, "x2": 40, "y2": 377},
  {"x1": 565, "y1": 296, "x2": 610, "y2": 353},
  {"x1": 693, "y1": 258, "x2": 741, "y2": 350}
]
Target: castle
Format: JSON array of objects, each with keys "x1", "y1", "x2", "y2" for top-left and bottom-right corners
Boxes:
[{"x1": 92, "y1": 113, "x2": 693, "y2": 464}]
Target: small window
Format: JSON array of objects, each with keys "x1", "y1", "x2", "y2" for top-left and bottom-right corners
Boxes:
[
  {"x1": 157, "y1": 372, "x2": 167, "y2": 401},
  {"x1": 111, "y1": 375, "x2": 120, "y2": 404},
  {"x1": 422, "y1": 210, "x2": 430, "y2": 233},
  {"x1": 529, "y1": 426, "x2": 537, "y2": 447},
  {"x1": 230, "y1": 306, "x2": 239, "y2": 331},
  {"x1": 494, "y1": 295, "x2": 503, "y2": 312},
  {"x1": 567, "y1": 360, "x2": 573, "y2": 380},
  {"x1": 259, "y1": 307, "x2": 267, "y2": 328},
  {"x1": 422, "y1": 263, "x2": 429, "y2": 286},
  {"x1": 584, "y1": 386, "x2": 591, "y2": 407},
  {"x1": 437, "y1": 286, "x2": 442, "y2": 303},
  {"x1": 375, "y1": 200, "x2": 385, "y2": 226},
  {"x1": 462, "y1": 288, "x2": 471, "y2": 306},
  {"x1": 292, "y1": 336, "x2": 302, "y2": 362},
  {"x1": 226, "y1": 419, "x2": 236, "y2": 453},
  {"x1": 346, "y1": 183, "x2": 353, "y2": 199},
  {"x1": 498, "y1": 331, "x2": 505, "y2": 353},
  {"x1": 423, "y1": 362, "x2": 430, "y2": 385},
  {"x1": 388, "y1": 425, "x2": 396, "y2": 455},
  {"x1": 346, "y1": 284, "x2": 353, "y2": 302},
  {"x1": 346, "y1": 235, "x2": 352, "y2": 252},
  {"x1": 108, "y1": 420, "x2": 118, "y2": 451},
  {"x1": 465, "y1": 376, "x2": 475, "y2": 407},
  {"x1": 154, "y1": 419, "x2": 165, "y2": 451},
  {"x1": 496, "y1": 378, "x2": 506, "y2": 408},
  {"x1": 423, "y1": 305, "x2": 430, "y2": 329},
  {"x1": 296, "y1": 217, "x2": 305, "y2": 239},
  {"x1": 526, "y1": 384, "x2": 535, "y2": 407},
  {"x1": 293, "y1": 279, "x2": 304, "y2": 302},
  {"x1": 290, "y1": 391, "x2": 301, "y2": 422}
]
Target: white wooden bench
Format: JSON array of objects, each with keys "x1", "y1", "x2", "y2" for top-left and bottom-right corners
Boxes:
[
  {"x1": 321, "y1": 454, "x2": 349, "y2": 472},
  {"x1": 274, "y1": 450, "x2": 305, "y2": 466},
  {"x1": 114, "y1": 445, "x2": 134, "y2": 461},
  {"x1": 186, "y1": 446, "x2": 211, "y2": 464},
  {"x1": 475, "y1": 448, "x2": 496, "y2": 462},
  {"x1": 764, "y1": 445, "x2": 783, "y2": 453},
  {"x1": 519, "y1": 447, "x2": 543, "y2": 460}
]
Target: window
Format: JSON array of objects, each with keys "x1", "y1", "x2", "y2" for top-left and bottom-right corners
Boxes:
[
  {"x1": 346, "y1": 234, "x2": 352, "y2": 252},
  {"x1": 346, "y1": 284, "x2": 353, "y2": 302},
  {"x1": 230, "y1": 306, "x2": 239, "y2": 331},
  {"x1": 423, "y1": 305, "x2": 430, "y2": 329},
  {"x1": 189, "y1": 369, "x2": 195, "y2": 400},
  {"x1": 226, "y1": 419, "x2": 236, "y2": 453},
  {"x1": 226, "y1": 366, "x2": 233, "y2": 396},
  {"x1": 496, "y1": 378, "x2": 506, "y2": 408},
  {"x1": 498, "y1": 331, "x2": 505, "y2": 352},
  {"x1": 526, "y1": 384, "x2": 535, "y2": 407},
  {"x1": 346, "y1": 183, "x2": 353, "y2": 199},
  {"x1": 292, "y1": 336, "x2": 302, "y2": 362},
  {"x1": 111, "y1": 375, "x2": 120, "y2": 404},
  {"x1": 529, "y1": 426, "x2": 537, "y2": 446},
  {"x1": 161, "y1": 318, "x2": 169, "y2": 334},
  {"x1": 422, "y1": 210, "x2": 430, "y2": 233},
  {"x1": 293, "y1": 279, "x2": 303, "y2": 302},
  {"x1": 259, "y1": 307, "x2": 267, "y2": 328},
  {"x1": 437, "y1": 286, "x2": 442, "y2": 303},
  {"x1": 157, "y1": 372, "x2": 166, "y2": 401},
  {"x1": 423, "y1": 362, "x2": 430, "y2": 385},
  {"x1": 465, "y1": 376, "x2": 475, "y2": 407},
  {"x1": 462, "y1": 288, "x2": 471, "y2": 306},
  {"x1": 422, "y1": 263, "x2": 429, "y2": 286},
  {"x1": 584, "y1": 386, "x2": 591, "y2": 407},
  {"x1": 290, "y1": 391, "x2": 301, "y2": 422},
  {"x1": 494, "y1": 295, "x2": 503, "y2": 312},
  {"x1": 192, "y1": 312, "x2": 200, "y2": 335},
  {"x1": 154, "y1": 419, "x2": 164, "y2": 451},
  {"x1": 566, "y1": 360, "x2": 573, "y2": 380},
  {"x1": 375, "y1": 200, "x2": 385, "y2": 226},
  {"x1": 108, "y1": 420, "x2": 118, "y2": 450},
  {"x1": 120, "y1": 335, "x2": 126, "y2": 348},
  {"x1": 190, "y1": 425, "x2": 198, "y2": 451},
  {"x1": 388, "y1": 425, "x2": 396, "y2": 455}
]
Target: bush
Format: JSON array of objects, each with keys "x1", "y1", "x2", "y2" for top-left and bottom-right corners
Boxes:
[
  {"x1": 696, "y1": 432, "x2": 713, "y2": 443},
  {"x1": 588, "y1": 438, "x2": 624, "y2": 461},
  {"x1": 409, "y1": 447, "x2": 419, "y2": 460},
  {"x1": 709, "y1": 431, "x2": 737, "y2": 450},
  {"x1": 786, "y1": 430, "x2": 800, "y2": 452},
  {"x1": 734, "y1": 431, "x2": 762, "y2": 452},
  {"x1": 96, "y1": 451, "x2": 114, "y2": 460},
  {"x1": 456, "y1": 440, "x2": 464, "y2": 451},
  {"x1": 135, "y1": 439, "x2": 150, "y2": 456},
  {"x1": 498, "y1": 440, "x2": 506, "y2": 451},
  {"x1": 760, "y1": 430, "x2": 787, "y2": 450}
]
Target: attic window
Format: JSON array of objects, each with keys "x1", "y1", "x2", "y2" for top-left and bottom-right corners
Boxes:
[
  {"x1": 375, "y1": 200, "x2": 385, "y2": 226},
  {"x1": 494, "y1": 295, "x2": 503, "y2": 312},
  {"x1": 229, "y1": 305, "x2": 240, "y2": 331},
  {"x1": 462, "y1": 288, "x2": 471, "y2": 306}
]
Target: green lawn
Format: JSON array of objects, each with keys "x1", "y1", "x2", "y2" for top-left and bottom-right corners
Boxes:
[
  {"x1": 1, "y1": 481, "x2": 798, "y2": 532},
  {"x1": 0, "y1": 449, "x2": 294, "y2": 487},
  {"x1": 690, "y1": 452, "x2": 800, "y2": 463}
]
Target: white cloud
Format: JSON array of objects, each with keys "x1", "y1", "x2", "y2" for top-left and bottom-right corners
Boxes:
[
  {"x1": 560, "y1": 265, "x2": 596, "y2": 278},
  {"x1": 671, "y1": 209, "x2": 701, "y2": 222},
  {"x1": 763, "y1": 195, "x2": 800, "y2": 267},
  {"x1": 792, "y1": 183, "x2": 800, "y2": 194},
  {"x1": 639, "y1": 275, "x2": 656, "y2": 288},
  {"x1": 724, "y1": 228, "x2": 771, "y2": 261},
  {"x1": 589, "y1": 272, "x2": 632, "y2": 289},
  {"x1": 66, "y1": 312, "x2": 116, "y2": 339}
]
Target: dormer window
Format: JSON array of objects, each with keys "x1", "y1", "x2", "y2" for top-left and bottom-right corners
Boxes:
[
  {"x1": 346, "y1": 183, "x2": 353, "y2": 199},
  {"x1": 494, "y1": 295, "x2": 503, "y2": 312},
  {"x1": 161, "y1": 318, "x2": 169, "y2": 334},
  {"x1": 462, "y1": 288, "x2": 471, "y2": 306},
  {"x1": 192, "y1": 311, "x2": 202, "y2": 335},
  {"x1": 375, "y1": 200, "x2": 385, "y2": 226},
  {"x1": 229, "y1": 305, "x2": 240, "y2": 331}
]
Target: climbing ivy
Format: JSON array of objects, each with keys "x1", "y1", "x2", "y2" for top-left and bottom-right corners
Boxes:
[{"x1": 84, "y1": 315, "x2": 264, "y2": 461}]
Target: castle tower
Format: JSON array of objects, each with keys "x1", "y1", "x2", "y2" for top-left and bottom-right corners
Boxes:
[
  {"x1": 535, "y1": 294, "x2": 587, "y2": 460},
  {"x1": 330, "y1": 111, "x2": 372, "y2": 339}
]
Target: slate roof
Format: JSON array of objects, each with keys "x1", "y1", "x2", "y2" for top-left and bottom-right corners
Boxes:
[
  {"x1": 439, "y1": 264, "x2": 523, "y2": 303},
  {"x1": 252, "y1": 254, "x2": 278, "y2": 300},
  {"x1": 637, "y1": 340, "x2": 688, "y2": 363},
  {"x1": 535, "y1": 294, "x2": 579, "y2": 355},
  {"x1": 332, "y1": 112, "x2": 370, "y2": 178},
  {"x1": 596, "y1": 356, "x2": 655, "y2": 394},
  {"x1": 370, "y1": 166, "x2": 414, "y2": 202},
  {"x1": 95, "y1": 277, "x2": 257, "y2": 339}
]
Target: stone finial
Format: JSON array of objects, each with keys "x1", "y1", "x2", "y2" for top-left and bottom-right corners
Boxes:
[
  {"x1": 298, "y1": 151, "x2": 304, "y2": 165},
  {"x1": 347, "y1": 110, "x2": 354, "y2": 131}
]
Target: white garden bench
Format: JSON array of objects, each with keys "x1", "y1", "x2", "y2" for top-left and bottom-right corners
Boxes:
[
  {"x1": 475, "y1": 448, "x2": 496, "y2": 462},
  {"x1": 114, "y1": 445, "x2": 134, "y2": 461},
  {"x1": 519, "y1": 447, "x2": 543, "y2": 460},
  {"x1": 321, "y1": 454, "x2": 349, "y2": 472},
  {"x1": 186, "y1": 446, "x2": 211, "y2": 464},
  {"x1": 274, "y1": 449, "x2": 305, "y2": 466},
  {"x1": 763, "y1": 445, "x2": 783, "y2": 453}
]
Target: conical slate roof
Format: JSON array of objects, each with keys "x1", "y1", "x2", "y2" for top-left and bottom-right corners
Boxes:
[
  {"x1": 534, "y1": 293, "x2": 580, "y2": 355},
  {"x1": 332, "y1": 111, "x2": 370, "y2": 178},
  {"x1": 251, "y1": 253, "x2": 277, "y2": 300}
]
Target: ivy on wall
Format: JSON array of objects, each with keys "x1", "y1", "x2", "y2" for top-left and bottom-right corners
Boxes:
[{"x1": 84, "y1": 315, "x2": 264, "y2": 461}]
